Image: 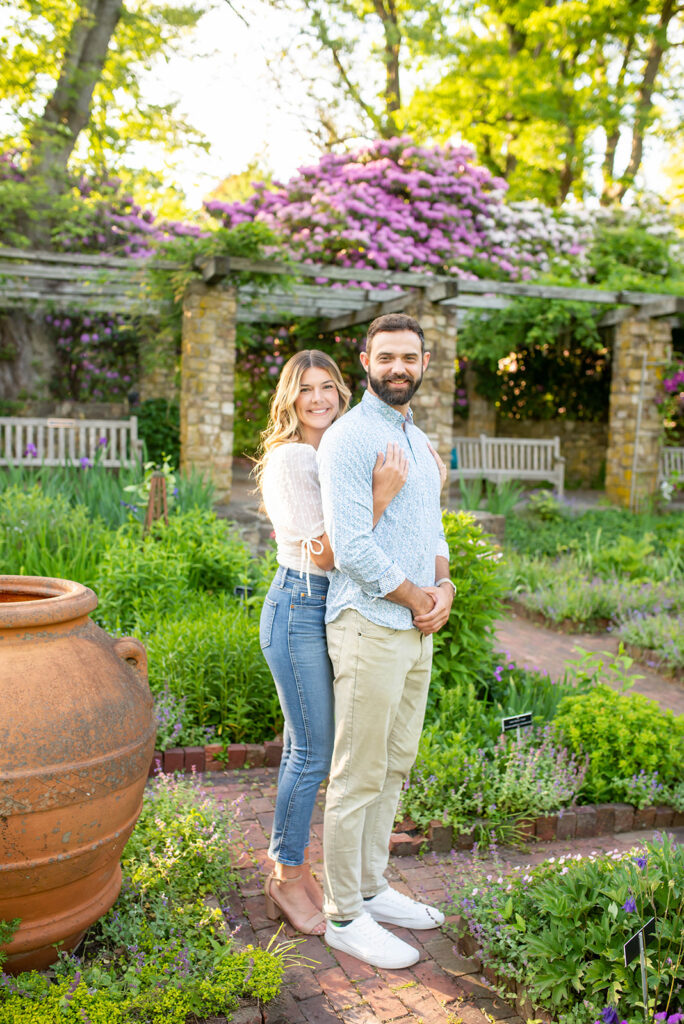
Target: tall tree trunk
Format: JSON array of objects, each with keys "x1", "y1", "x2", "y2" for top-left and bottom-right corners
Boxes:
[
  {"x1": 609, "y1": 0, "x2": 675, "y2": 202},
  {"x1": 27, "y1": 0, "x2": 124, "y2": 191},
  {"x1": 373, "y1": 0, "x2": 402, "y2": 135},
  {"x1": 600, "y1": 36, "x2": 634, "y2": 204}
]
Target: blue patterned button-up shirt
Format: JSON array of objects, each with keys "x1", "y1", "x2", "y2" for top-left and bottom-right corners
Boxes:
[{"x1": 317, "y1": 390, "x2": 449, "y2": 630}]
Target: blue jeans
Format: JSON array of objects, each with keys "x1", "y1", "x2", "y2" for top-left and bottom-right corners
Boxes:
[{"x1": 259, "y1": 566, "x2": 334, "y2": 865}]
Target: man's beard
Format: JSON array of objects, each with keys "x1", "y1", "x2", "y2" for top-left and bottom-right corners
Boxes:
[{"x1": 369, "y1": 371, "x2": 423, "y2": 406}]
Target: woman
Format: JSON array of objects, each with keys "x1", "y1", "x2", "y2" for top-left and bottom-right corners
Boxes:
[{"x1": 255, "y1": 349, "x2": 411, "y2": 936}]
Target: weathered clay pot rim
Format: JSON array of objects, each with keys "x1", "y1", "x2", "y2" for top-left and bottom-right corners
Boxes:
[{"x1": 0, "y1": 576, "x2": 97, "y2": 627}]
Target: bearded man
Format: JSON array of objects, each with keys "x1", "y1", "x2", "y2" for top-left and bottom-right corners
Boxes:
[{"x1": 317, "y1": 312, "x2": 454, "y2": 968}]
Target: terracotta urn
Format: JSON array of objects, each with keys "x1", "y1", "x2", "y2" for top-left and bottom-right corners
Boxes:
[{"x1": 0, "y1": 575, "x2": 156, "y2": 973}]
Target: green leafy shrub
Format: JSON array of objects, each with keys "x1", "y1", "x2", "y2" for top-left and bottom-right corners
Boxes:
[
  {"x1": 136, "y1": 398, "x2": 180, "y2": 466},
  {"x1": 431, "y1": 511, "x2": 507, "y2": 699},
  {"x1": 449, "y1": 834, "x2": 684, "y2": 1023},
  {"x1": 0, "y1": 485, "x2": 106, "y2": 587},
  {"x1": 144, "y1": 592, "x2": 281, "y2": 743},
  {"x1": 94, "y1": 510, "x2": 254, "y2": 633},
  {"x1": 506, "y1": 507, "x2": 684, "y2": 561},
  {"x1": 0, "y1": 773, "x2": 289, "y2": 1024},
  {"x1": 554, "y1": 684, "x2": 684, "y2": 803}
]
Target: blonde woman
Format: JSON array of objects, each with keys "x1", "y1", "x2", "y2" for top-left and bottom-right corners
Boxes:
[{"x1": 255, "y1": 349, "x2": 411, "y2": 935}]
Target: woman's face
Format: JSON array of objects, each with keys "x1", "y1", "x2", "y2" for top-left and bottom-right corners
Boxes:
[{"x1": 293, "y1": 366, "x2": 341, "y2": 437}]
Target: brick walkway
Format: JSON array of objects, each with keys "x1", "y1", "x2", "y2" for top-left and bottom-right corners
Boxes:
[
  {"x1": 495, "y1": 610, "x2": 684, "y2": 716},
  {"x1": 205, "y1": 769, "x2": 683, "y2": 1024}
]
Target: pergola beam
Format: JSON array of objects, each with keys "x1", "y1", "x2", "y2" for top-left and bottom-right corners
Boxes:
[{"x1": 321, "y1": 292, "x2": 415, "y2": 332}]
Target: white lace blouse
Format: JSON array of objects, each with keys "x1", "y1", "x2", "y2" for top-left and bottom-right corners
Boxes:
[{"x1": 261, "y1": 442, "x2": 327, "y2": 579}]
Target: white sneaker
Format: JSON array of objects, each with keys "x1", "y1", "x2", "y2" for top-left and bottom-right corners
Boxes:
[
  {"x1": 324, "y1": 911, "x2": 420, "y2": 969},
  {"x1": 364, "y1": 886, "x2": 445, "y2": 929}
]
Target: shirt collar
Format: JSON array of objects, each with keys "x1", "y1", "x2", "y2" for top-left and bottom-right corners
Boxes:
[{"x1": 361, "y1": 389, "x2": 414, "y2": 428}]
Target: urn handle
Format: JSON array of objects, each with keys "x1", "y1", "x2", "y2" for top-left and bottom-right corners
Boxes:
[{"x1": 113, "y1": 637, "x2": 148, "y2": 684}]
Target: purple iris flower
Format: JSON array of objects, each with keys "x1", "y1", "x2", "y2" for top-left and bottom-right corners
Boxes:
[
  {"x1": 601, "y1": 1009, "x2": 620, "y2": 1024},
  {"x1": 79, "y1": 456, "x2": 91, "y2": 469},
  {"x1": 622, "y1": 897, "x2": 636, "y2": 913}
]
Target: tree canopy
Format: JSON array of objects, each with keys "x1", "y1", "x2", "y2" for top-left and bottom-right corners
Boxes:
[
  {"x1": 266, "y1": 0, "x2": 684, "y2": 205},
  {"x1": 0, "y1": 0, "x2": 206, "y2": 212}
]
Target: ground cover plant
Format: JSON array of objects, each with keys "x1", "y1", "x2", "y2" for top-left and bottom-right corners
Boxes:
[
  {"x1": 446, "y1": 834, "x2": 684, "y2": 1023},
  {"x1": 0, "y1": 773, "x2": 290, "y2": 1023},
  {"x1": 502, "y1": 496, "x2": 684, "y2": 673}
]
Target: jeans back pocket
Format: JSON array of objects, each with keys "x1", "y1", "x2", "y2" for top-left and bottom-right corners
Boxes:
[{"x1": 259, "y1": 597, "x2": 277, "y2": 649}]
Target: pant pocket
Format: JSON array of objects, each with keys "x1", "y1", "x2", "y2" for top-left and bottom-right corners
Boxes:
[{"x1": 259, "y1": 597, "x2": 277, "y2": 649}]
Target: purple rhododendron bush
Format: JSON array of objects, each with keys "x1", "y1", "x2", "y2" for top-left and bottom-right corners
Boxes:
[{"x1": 206, "y1": 136, "x2": 593, "y2": 282}]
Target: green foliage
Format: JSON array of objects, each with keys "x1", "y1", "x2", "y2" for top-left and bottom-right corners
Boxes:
[
  {"x1": 136, "y1": 398, "x2": 180, "y2": 466},
  {"x1": 121, "y1": 772, "x2": 238, "y2": 898},
  {"x1": 94, "y1": 509, "x2": 254, "y2": 633},
  {"x1": 1, "y1": 0, "x2": 206, "y2": 189},
  {"x1": 506, "y1": 505, "x2": 684, "y2": 560},
  {"x1": 0, "y1": 485, "x2": 106, "y2": 586},
  {"x1": 618, "y1": 613, "x2": 684, "y2": 673},
  {"x1": 144, "y1": 593, "x2": 282, "y2": 744},
  {"x1": 460, "y1": 299, "x2": 610, "y2": 423},
  {"x1": 0, "y1": 774, "x2": 288, "y2": 1023},
  {"x1": 430, "y1": 511, "x2": 508, "y2": 699},
  {"x1": 449, "y1": 835, "x2": 684, "y2": 1022},
  {"x1": 400, "y1": 722, "x2": 587, "y2": 840},
  {"x1": 554, "y1": 684, "x2": 684, "y2": 803},
  {"x1": 590, "y1": 223, "x2": 679, "y2": 283}
]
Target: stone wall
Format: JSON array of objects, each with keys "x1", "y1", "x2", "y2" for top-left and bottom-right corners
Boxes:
[
  {"x1": 605, "y1": 316, "x2": 673, "y2": 509},
  {"x1": 138, "y1": 323, "x2": 178, "y2": 402},
  {"x1": 464, "y1": 367, "x2": 496, "y2": 436},
  {"x1": 0, "y1": 312, "x2": 57, "y2": 404},
  {"x1": 493, "y1": 418, "x2": 609, "y2": 487},
  {"x1": 403, "y1": 293, "x2": 458, "y2": 466},
  {"x1": 180, "y1": 281, "x2": 236, "y2": 505}
]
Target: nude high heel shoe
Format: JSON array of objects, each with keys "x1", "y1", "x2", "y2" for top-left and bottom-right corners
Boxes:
[{"x1": 263, "y1": 872, "x2": 326, "y2": 935}]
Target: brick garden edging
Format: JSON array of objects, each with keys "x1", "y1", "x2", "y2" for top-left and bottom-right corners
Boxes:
[
  {"x1": 148, "y1": 740, "x2": 285, "y2": 776},
  {"x1": 388, "y1": 803, "x2": 684, "y2": 856},
  {"x1": 149, "y1": 747, "x2": 684, "y2": 851}
]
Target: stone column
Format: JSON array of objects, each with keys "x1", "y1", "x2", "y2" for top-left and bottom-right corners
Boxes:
[
  {"x1": 605, "y1": 316, "x2": 672, "y2": 509},
  {"x1": 139, "y1": 322, "x2": 178, "y2": 401},
  {"x1": 465, "y1": 366, "x2": 496, "y2": 437},
  {"x1": 180, "y1": 281, "x2": 236, "y2": 505},
  {"x1": 403, "y1": 293, "x2": 458, "y2": 468}
]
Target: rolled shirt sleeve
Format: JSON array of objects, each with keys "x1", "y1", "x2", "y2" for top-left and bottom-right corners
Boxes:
[{"x1": 318, "y1": 430, "x2": 406, "y2": 597}]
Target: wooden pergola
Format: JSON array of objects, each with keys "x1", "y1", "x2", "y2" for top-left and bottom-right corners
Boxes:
[{"x1": 0, "y1": 246, "x2": 681, "y2": 507}]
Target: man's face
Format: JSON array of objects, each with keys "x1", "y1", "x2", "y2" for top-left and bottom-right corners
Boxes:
[{"x1": 360, "y1": 330, "x2": 430, "y2": 407}]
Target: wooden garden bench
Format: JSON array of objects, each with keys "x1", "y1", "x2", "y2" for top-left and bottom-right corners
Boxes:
[
  {"x1": 658, "y1": 446, "x2": 684, "y2": 484},
  {"x1": 0, "y1": 416, "x2": 143, "y2": 469},
  {"x1": 450, "y1": 434, "x2": 565, "y2": 498}
]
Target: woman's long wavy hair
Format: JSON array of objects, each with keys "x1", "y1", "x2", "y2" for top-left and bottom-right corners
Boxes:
[{"x1": 253, "y1": 349, "x2": 351, "y2": 492}]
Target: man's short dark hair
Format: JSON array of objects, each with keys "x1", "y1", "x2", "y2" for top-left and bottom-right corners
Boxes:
[{"x1": 365, "y1": 313, "x2": 425, "y2": 355}]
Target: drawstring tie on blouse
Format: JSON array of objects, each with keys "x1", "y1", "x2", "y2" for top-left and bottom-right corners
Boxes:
[{"x1": 299, "y1": 537, "x2": 325, "y2": 595}]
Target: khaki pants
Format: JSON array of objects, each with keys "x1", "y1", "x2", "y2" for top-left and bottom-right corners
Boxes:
[{"x1": 323, "y1": 608, "x2": 433, "y2": 920}]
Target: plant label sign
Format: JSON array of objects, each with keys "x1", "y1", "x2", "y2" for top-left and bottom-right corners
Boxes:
[
  {"x1": 501, "y1": 713, "x2": 532, "y2": 733},
  {"x1": 623, "y1": 916, "x2": 655, "y2": 966}
]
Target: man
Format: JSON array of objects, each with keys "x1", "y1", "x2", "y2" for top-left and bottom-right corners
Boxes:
[{"x1": 317, "y1": 312, "x2": 454, "y2": 969}]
